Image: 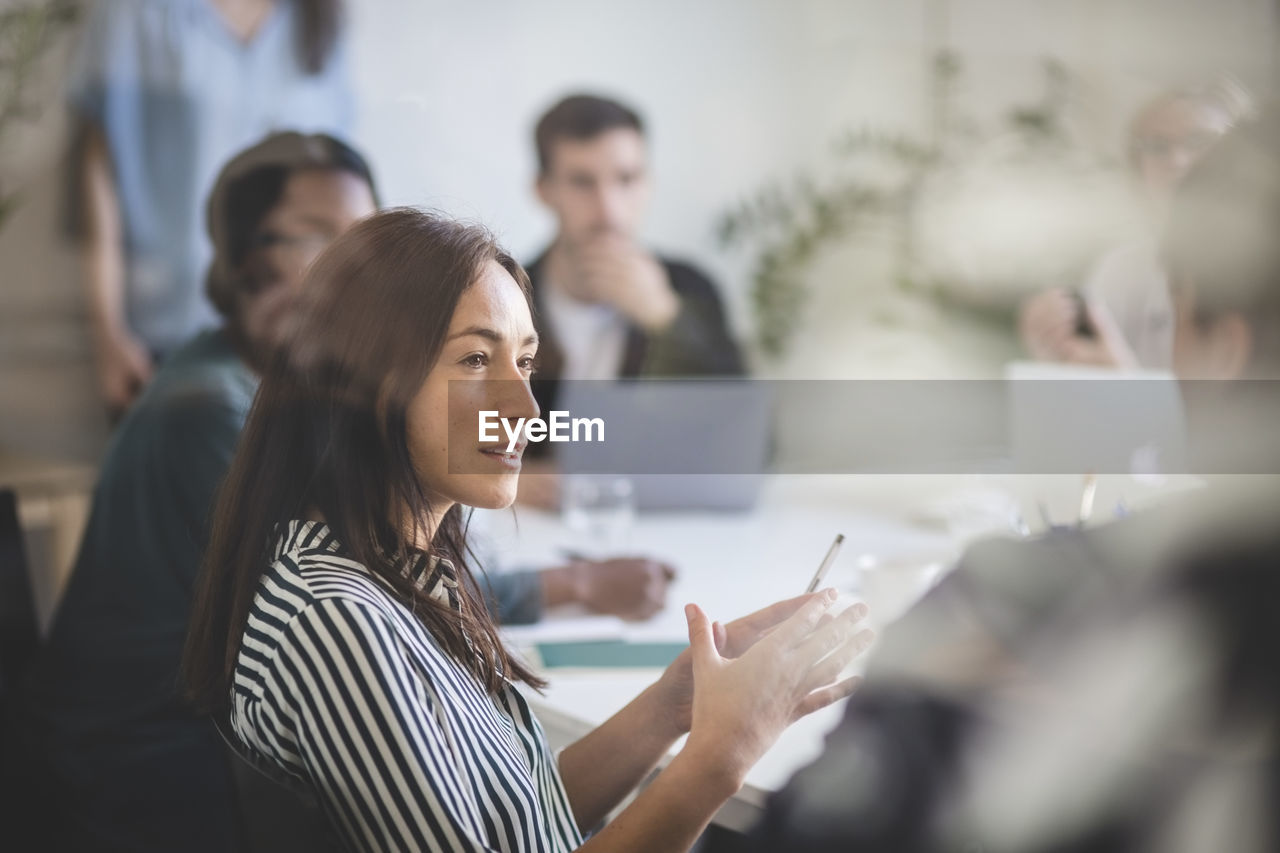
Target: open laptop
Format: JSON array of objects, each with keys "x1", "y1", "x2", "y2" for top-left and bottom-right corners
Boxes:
[{"x1": 553, "y1": 380, "x2": 773, "y2": 511}]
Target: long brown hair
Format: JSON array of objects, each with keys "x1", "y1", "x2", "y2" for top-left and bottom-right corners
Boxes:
[{"x1": 183, "y1": 208, "x2": 545, "y2": 712}]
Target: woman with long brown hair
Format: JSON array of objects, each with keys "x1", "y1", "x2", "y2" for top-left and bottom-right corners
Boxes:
[{"x1": 183, "y1": 208, "x2": 874, "y2": 852}]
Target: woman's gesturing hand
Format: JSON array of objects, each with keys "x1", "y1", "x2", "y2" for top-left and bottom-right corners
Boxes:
[
  {"x1": 680, "y1": 591, "x2": 874, "y2": 789},
  {"x1": 653, "y1": 591, "x2": 833, "y2": 737}
]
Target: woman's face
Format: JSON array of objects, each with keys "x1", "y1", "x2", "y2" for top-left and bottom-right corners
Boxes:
[{"x1": 406, "y1": 260, "x2": 540, "y2": 513}]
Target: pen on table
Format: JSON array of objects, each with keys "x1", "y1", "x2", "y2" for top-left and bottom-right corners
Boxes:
[{"x1": 804, "y1": 534, "x2": 845, "y2": 594}]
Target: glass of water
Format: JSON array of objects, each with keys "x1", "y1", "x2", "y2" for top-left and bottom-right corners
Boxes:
[{"x1": 562, "y1": 475, "x2": 635, "y2": 556}]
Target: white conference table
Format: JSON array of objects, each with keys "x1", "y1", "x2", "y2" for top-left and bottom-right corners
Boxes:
[{"x1": 477, "y1": 473, "x2": 1200, "y2": 832}]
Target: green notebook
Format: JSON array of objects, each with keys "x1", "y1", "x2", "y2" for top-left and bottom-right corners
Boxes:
[{"x1": 535, "y1": 641, "x2": 688, "y2": 669}]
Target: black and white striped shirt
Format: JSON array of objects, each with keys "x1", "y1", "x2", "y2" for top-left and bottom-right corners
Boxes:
[{"x1": 230, "y1": 521, "x2": 584, "y2": 852}]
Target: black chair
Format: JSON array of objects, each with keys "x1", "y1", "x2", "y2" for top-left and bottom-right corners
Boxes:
[
  {"x1": 0, "y1": 488, "x2": 37, "y2": 712},
  {"x1": 212, "y1": 713, "x2": 341, "y2": 852},
  {"x1": 0, "y1": 487, "x2": 43, "y2": 847}
]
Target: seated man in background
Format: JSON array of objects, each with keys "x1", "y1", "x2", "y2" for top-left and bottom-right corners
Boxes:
[
  {"x1": 520, "y1": 94, "x2": 746, "y2": 506},
  {"x1": 31, "y1": 133, "x2": 672, "y2": 852},
  {"x1": 734, "y1": 114, "x2": 1280, "y2": 852},
  {"x1": 1018, "y1": 79, "x2": 1250, "y2": 371}
]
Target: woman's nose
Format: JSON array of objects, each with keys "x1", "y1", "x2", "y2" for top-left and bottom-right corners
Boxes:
[{"x1": 492, "y1": 371, "x2": 539, "y2": 422}]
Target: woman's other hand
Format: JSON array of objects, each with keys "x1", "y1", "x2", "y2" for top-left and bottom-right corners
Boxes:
[{"x1": 660, "y1": 592, "x2": 874, "y2": 786}]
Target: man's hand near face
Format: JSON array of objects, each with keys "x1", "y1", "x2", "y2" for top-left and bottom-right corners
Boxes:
[
  {"x1": 1018, "y1": 288, "x2": 1137, "y2": 369},
  {"x1": 563, "y1": 234, "x2": 680, "y2": 332}
]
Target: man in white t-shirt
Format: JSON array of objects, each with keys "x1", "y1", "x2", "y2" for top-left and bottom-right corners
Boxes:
[
  {"x1": 518, "y1": 94, "x2": 745, "y2": 506},
  {"x1": 526, "y1": 94, "x2": 743, "y2": 386}
]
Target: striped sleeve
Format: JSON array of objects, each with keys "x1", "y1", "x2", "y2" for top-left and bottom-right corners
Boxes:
[{"x1": 267, "y1": 597, "x2": 501, "y2": 853}]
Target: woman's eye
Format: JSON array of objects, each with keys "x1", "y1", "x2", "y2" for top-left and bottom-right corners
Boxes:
[
  {"x1": 462, "y1": 353, "x2": 488, "y2": 369},
  {"x1": 518, "y1": 356, "x2": 538, "y2": 374}
]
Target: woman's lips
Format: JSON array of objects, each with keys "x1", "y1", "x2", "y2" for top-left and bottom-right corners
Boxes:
[{"x1": 478, "y1": 445, "x2": 524, "y2": 469}]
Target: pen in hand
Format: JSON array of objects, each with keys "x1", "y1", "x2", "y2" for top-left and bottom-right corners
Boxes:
[{"x1": 804, "y1": 534, "x2": 845, "y2": 594}]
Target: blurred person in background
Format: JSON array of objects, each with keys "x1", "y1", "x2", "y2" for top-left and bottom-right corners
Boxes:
[
  {"x1": 519, "y1": 94, "x2": 745, "y2": 507},
  {"x1": 32, "y1": 131, "x2": 377, "y2": 853},
  {"x1": 1018, "y1": 78, "x2": 1252, "y2": 371},
  {"x1": 68, "y1": 0, "x2": 352, "y2": 420},
  {"x1": 729, "y1": 115, "x2": 1280, "y2": 852}
]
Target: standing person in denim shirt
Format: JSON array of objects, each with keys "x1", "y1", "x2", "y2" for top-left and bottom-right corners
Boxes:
[{"x1": 68, "y1": 0, "x2": 352, "y2": 419}]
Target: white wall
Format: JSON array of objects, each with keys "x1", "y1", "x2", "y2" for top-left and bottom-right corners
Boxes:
[
  {"x1": 1, "y1": 0, "x2": 1275, "y2": 459},
  {"x1": 346, "y1": 0, "x2": 1277, "y2": 353}
]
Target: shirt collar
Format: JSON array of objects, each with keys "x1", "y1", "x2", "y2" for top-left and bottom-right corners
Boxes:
[{"x1": 404, "y1": 550, "x2": 461, "y2": 611}]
